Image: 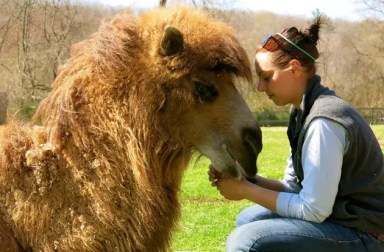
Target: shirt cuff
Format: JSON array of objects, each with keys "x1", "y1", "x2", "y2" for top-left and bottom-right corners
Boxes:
[{"x1": 276, "y1": 192, "x2": 293, "y2": 217}]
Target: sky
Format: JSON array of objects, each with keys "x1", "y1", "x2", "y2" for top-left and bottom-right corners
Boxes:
[{"x1": 91, "y1": 0, "x2": 371, "y2": 21}]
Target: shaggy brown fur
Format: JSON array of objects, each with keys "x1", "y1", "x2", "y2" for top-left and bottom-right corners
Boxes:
[{"x1": 0, "y1": 6, "x2": 260, "y2": 251}]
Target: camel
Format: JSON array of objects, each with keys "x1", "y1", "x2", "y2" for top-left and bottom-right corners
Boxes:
[{"x1": 0, "y1": 6, "x2": 262, "y2": 251}]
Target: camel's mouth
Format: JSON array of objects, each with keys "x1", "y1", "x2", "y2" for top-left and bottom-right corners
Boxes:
[
  {"x1": 221, "y1": 144, "x2": 246, "y2": 179},
  {"x1": 219, "y1": 135, "x2": 259, "y2": 180}
]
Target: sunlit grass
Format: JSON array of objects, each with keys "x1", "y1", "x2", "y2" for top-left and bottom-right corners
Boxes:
[{"x1": 372, "y1": 125, "x2": 384, "y2": 149}]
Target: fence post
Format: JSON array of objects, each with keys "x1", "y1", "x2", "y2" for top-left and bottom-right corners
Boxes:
[
  {"x1": 371, "y1": 108, "x2": 374, "y2": 124},
  {"x1": 0, "y1": 92, "x2": 8, "y2": 125}
]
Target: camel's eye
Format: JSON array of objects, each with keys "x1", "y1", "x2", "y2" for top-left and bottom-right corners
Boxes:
[
  {"x1": 194, "y1": 81, "x2": 218, "y2": 103},
  {"x1": 211, "y1": 63, "x2": 238, "y2": 74}
]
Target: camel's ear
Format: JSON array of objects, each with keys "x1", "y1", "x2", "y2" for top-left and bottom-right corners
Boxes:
[{"x1": 160, "y1": 25, "x2": 184, "y2": 56}]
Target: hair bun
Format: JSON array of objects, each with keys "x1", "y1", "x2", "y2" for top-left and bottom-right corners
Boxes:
[{"x1": 303, "y1": 16, "x2": 322, "y2": 46}]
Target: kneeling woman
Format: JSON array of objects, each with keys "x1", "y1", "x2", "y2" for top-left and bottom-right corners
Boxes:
[{"x1": 209, "y1": 17, "x2": 384, "y2": 251}]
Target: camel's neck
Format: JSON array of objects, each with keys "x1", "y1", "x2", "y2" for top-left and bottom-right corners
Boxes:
[{"x1": 56, "y1": 131, "x2": 192, "y2": 250}]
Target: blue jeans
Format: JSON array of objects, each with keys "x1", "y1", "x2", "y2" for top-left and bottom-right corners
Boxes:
[{"x1": 226, "y1": 205, "x2": 384, "y2": 252}]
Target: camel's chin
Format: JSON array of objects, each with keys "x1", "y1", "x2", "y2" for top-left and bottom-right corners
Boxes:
[
  {"x1": 208, "y1": 144, "x2": 244, "y2": 180},
  {"x1": 227, "y1": 159, "x2": 244, "y2": 180},
  {"x1": 221, "y1": 143, "x2": 257, "y2": 179}
]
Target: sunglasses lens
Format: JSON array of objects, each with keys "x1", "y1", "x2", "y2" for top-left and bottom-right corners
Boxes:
[
  {"x1": 261, "y1": 35, "x2": 271, "y2": 46},
  {"x1": 262, "y1": 36, "x2": 279, "y2": 51}
]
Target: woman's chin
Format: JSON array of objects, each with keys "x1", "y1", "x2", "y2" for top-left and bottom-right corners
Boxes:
[{"x1": 270, "y1": 98, "x2": 285, "y2": 106}]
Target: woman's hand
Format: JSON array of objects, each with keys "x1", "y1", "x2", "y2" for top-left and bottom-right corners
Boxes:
[
  {"x1": 216, "y1": 176, "x2": 251, "y2": 201},
  {"x1": 208, "y1": 164, "x2": 279, "y2": 211},
  {"x1": 208, "y1": 164, "x2": 252, "y2": 201},
  {"x1": 208, "y1": 164, "x2": 223, "y2": 186}
]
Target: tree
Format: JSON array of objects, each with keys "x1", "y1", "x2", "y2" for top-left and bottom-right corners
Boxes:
[
  {"x1": 159, "y1": 0, "x2": 236, "y2": 9},
  {"x1": 362, "y1": 0, "x2": 384, "y2": 16},
  {"x1": 0, "y1": 0, "x2": 113, "y2": 120},
  {"x1": 0, "y1": 92, "x2": 8, "y2": 124}
]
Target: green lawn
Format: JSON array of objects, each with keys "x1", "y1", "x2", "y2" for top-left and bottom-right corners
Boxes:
[{"x1": 171, "y1": 125, "x2": 384, "y2": 251}]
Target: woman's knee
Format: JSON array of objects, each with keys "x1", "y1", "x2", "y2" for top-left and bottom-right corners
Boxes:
[
  {"x1": 235, "y1": 205, "x2": 279, "y2": 227},
  {"x1": 226, "y1": 224, "x2": 254, "y2": 252},
  {"x1": 226, "y1": 221, "x2": 277, "y2": 252}
]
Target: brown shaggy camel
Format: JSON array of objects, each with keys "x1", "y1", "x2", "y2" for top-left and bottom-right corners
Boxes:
[{"x1": 0, "y1": 6, "x2": 262, "y2": 251}]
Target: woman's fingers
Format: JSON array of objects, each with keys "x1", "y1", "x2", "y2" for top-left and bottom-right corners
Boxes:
[
  {"x1": 208, "y1": 164, "x2": 217, "y2": 181},
  {"x1": 208, "y1": 164, "x2": 222, "y2": 184}
]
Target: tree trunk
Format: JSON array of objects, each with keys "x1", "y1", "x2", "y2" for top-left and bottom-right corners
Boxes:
[
  {"x1": 0, "y1": 92, "x2": 8, "y2": 124},
  {"x1": 159, "y1": 0, "x2": 166, "y2": 7}
]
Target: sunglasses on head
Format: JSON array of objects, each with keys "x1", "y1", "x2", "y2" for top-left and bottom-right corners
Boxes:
[
  {"x1": 261, "y1": 34, "x2": 287, "y2": 52},
  {"x1": 261, "y1": 33, "x2": 316, "y2": 62}
]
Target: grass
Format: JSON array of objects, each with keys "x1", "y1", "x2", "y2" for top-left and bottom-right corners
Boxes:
[{"x1": 170, "y1": 125, "x2": 384, "y2": 251}]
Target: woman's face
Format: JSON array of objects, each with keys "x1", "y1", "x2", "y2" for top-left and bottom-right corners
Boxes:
[{"x1": 255, "y1": 52, "x2": 305, "y2": 107}]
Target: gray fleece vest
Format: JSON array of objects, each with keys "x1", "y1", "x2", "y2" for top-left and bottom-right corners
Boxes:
[{"x1": 287, "y1": 75, "x2": 384, "y2": 233}]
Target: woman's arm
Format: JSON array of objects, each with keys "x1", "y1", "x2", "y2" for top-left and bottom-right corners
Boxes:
[
  {"x1": 215, "y1": 177, "x2": 280, "y2": 212},
  {"x1": 250, "y1": 155, "x2": 302, "y2": 193},
  {"x1": 210, "y1": 118, "x2": 348, "y2": 222},
  {"x1": 209, "y1": 155, "x2": 298, "y2": 194},
  {"x1": 251, "y1": 175, "x2": 285, "y2": 192}
]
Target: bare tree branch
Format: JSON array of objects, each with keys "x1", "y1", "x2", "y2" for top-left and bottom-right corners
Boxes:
[
  {"x1": 159, "y1": 0, "x2": 166, "y2": 7},
  {"x1": 361, "y1": 0, "x2": 384, "y2": 16},
  {"x1": 0, "y1": 92, "x2": 8, "y2": 124}
]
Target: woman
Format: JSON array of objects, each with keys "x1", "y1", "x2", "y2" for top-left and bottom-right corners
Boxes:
[{"x1": 209, "y1": 17, "x2": 384, "y2": 251}]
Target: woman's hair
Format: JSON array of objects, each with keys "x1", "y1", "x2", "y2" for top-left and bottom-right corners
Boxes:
[{"x1": 256, "y1": 16, "x2": 323, "y2": 76}]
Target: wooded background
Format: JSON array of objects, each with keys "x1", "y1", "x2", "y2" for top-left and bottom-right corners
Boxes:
[{"x1": 0, "y1": 0, "x2": 383, "y2": 122}]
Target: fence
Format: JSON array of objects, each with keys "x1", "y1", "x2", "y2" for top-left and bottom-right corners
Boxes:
[
  {"x1": 256, "y1": 107, "x2": 384, "y2": 127},
  {"x1": 254, "y1": 110, "x2": 291, "y2": 127},
  {"x1": 356, "y1": 108, "x2": 384, "y2": 125},
  {"x1": 0, "y1": 92, "x2": 8, "y2": 125},
  {"x1": 0, "y1": 100, "x2": 383, "y2": 126}
]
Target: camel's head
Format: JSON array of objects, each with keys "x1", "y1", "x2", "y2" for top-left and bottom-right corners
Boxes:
[
  {"x1": 155, "y1": 30, "x2": 262, "y2": 178},
  {"x1": 41, "y1": 7, "x2": 262, "y2": 179},
  {"x1": 128, "y1": 7, "x2": 262, "y2": 179}
]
